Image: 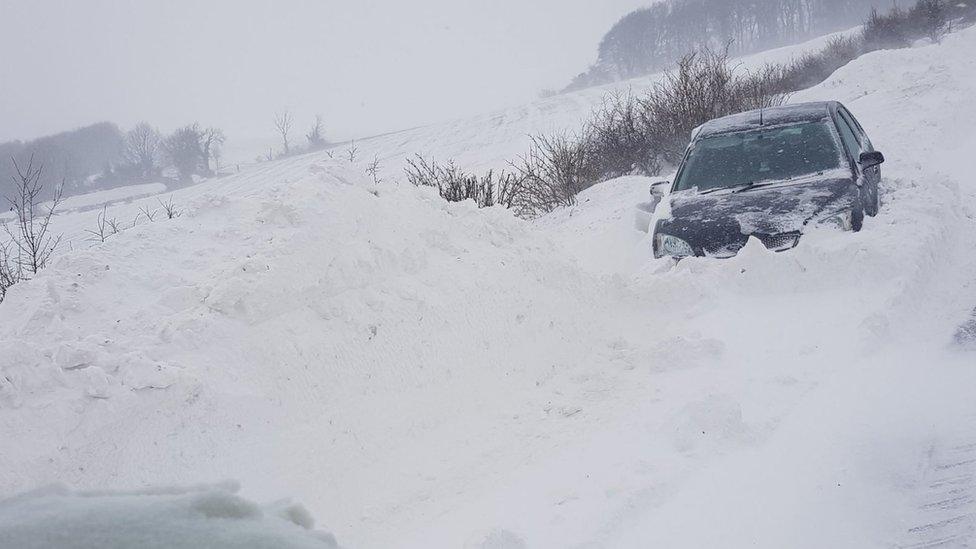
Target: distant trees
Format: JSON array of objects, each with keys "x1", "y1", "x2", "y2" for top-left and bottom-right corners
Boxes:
[
  {"x1": 160, "y1": 123, "x2": 224, "y2": 182},
  {"x1": 567, "y1": 0, "x2": 888, "y2": 90},
  {"x1": 0, "y1": 122, "x2": 123, "y2": 200},
  {"x1": 122, "y1": 122, "x2": 162, "y2": 178}
]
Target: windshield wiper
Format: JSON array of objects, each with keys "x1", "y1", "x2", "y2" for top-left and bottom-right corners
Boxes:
[
  {"x1": 731, "y1": 180, "x2": 779, "y2": 194},
  {"x1": 698, "y1": 182, "x2": 755, "y2": 195}
]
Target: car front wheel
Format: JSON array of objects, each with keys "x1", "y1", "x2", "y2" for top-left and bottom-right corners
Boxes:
[
  {"x1": 852, "y1": 200, "x2": 865, "y2": 232},
  {"x1": 864, "y1": 179, "x2": 880, "y2": 217}
]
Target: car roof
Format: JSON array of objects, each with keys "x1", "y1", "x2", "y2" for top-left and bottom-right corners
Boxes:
[{"x1": 693, "y1": 101, "x2": 838, "y2": 139}]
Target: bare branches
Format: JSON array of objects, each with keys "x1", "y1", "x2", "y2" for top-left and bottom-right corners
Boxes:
[
  {"x1": 2, "y1": 155, "x2": 64, "y2": 277},
  {"x1": 122, "y1": 122, "x2": 161, "y2": 178},
  {"x1": 306, "y1": 115, "x2": 327, "y2": 150},
  {"x1": 510, "y1": 133, "x2": 591, "y2": 216},
  {"x1": 138, "y1": 205, "x2": 158, "y2": 222},
  {"x1": 159, "y1": 196, "x2": 181, "y2": 219},
  {"x1": 274, "y1": 110, "x2": 293, "y2": 156},
  {"x1": 405, "y1": 155, "x2": 524, "y2": 210},
  {"x1": 199, "y1": 127, "x2": 225, "y2": 176},
  {"x1": 345, "y1": 142, "x2": 358, "y2": 163},
  {"x1": 86, "y1": 205, "x2": 111, "y2": 243},
  {"x1": 0, "y1": 240, "x2": 17, "y2": 302},
  {"x1": 366, "y1": 156, "x2": 382, "y2": 185}
]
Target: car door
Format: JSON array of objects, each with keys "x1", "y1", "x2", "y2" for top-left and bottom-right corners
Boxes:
[
  {"x1": 836, "y1": 107, "x2": 881, "y2": 215},
  {"x1": 838, "y1": 108, "x2": 881, "y2": 182}
]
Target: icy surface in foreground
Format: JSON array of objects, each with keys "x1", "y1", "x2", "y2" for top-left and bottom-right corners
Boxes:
[{"x1": 1, "y1": 27, "x2": 975, "y2": 549}]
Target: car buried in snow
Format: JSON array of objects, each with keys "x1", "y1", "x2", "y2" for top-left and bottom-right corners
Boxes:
[{"x1": 648, "y1": 101, "x2": 884, "y2": 259}]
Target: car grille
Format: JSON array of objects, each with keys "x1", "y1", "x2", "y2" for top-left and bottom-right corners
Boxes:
[
  {"x1": 703, "y1": 231, "x2": 801, "y2": 257},
  {"x1": 755, "y1": 231, "x2": 802, "y2": 252}
]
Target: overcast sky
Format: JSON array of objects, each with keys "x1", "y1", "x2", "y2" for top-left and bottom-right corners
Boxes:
[{"x1": 0, "y1": 0, "x2": 647, "y2": 155}]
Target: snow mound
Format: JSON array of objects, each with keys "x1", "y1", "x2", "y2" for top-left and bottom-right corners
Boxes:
[{"x1": 0, "y1": 481, "x2": 339, "y2": 549}]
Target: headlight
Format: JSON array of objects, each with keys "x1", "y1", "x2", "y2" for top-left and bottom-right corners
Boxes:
[
  {"x1": 816, "y1": 209, "x2": 853, "y2": 231},
  {"x1": 654, "y1": 233, "x2": 695, "y2": 258}
]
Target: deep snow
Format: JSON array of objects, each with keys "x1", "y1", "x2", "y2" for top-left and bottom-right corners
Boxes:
[{"x1": 1, "y1": 25, "x2": 975, "y2": 549}]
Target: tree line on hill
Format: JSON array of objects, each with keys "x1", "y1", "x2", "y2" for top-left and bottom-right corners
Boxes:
[{"x1": 567, "y1": 0, "x2": 888, "y2": 91}]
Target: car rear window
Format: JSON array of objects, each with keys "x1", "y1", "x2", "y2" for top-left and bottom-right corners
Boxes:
[{"x1": 674, "y1": 121, "x2": 845, "y2": 192}]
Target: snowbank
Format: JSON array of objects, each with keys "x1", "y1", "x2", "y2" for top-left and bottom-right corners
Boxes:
[
  {"x1": 0, "y1": 482, "x2": 338, "y2": 549},
  {"x1": 0, "y1": 23, "x2": 975, "y2": 549}
]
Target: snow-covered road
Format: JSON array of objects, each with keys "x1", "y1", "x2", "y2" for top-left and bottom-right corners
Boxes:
[{"x1": 1, "y1": 25, "x2": 975, "y2": 549}]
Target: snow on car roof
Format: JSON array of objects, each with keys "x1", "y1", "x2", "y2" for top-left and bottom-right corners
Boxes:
[{"x1": 695, "y1": 101, "x2": 835, "y2": 138}]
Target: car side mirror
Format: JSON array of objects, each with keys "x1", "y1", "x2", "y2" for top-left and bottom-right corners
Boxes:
[
  {"x1": 859, "y1": 151, "x2": 885, "y2": 169},
  {"x1": 650, "y1": 180, "x2": 670, "y2": 197}
]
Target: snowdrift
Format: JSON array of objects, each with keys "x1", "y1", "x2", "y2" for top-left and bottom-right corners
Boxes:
[{"x1": 1, "y1": 24, "x2": 975, "y2": 549}]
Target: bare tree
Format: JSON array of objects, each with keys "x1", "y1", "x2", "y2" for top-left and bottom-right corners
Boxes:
[
  {"x1": 199, "y1": 127, "x2": 225, "y2": 176},
  {"x1": 2, "y1": 155, "x2": 64, "y2": 279},
  {"x1": 345, "y1": 142, "x2": 358, "y2": 163},
  {"x1": 122, "y1": 122, "x2": 162, "y2": 178},
  {"x1": 306, "y1": 115, "x2": 327, "y2": 150},
  {"x1": 274, "y1": 110, "x2": 293, "y2": 156}
]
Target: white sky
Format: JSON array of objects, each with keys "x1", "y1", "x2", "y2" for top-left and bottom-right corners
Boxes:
[{"x1": 0, "y1": 0, "x2": 648, "y2": 155}]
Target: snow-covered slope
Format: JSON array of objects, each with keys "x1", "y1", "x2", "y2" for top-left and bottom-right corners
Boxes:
[{"x1": 1, "y1": 26, "x2": 975, "y2": 549}]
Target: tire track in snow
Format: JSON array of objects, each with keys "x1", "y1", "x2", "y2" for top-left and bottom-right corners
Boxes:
[{"x1": 901, "y1": 433, "x2": 976, "y2": 548}]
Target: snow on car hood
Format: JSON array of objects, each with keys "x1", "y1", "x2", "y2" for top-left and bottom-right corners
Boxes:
[{"x1": 660, "y1": 170, "x2": 857, "y2": 254}]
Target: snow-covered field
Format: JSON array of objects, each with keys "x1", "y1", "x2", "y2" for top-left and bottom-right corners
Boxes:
[{"x1": 1, "y1": 26, "x2": 975, "y2": 549}]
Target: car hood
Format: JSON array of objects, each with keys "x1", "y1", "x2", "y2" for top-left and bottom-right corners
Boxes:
[{"x1": 657, "y1": 174, "x2": 857, "y2": 256}]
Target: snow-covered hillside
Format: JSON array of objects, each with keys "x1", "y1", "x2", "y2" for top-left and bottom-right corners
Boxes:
[{"x1": 1, "y1": 25, "x2": 975, "y2": 549}]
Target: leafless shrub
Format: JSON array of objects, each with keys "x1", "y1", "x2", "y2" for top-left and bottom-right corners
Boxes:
[
  {"x1": 584, "y1": 91, "x2": 661, "y2": 178},
  {"x1": 158, "y1": 197, "x2": 181, "y2": 219},
  {"x1": 405, "y1": 155, "x2": 523, "y2": 210},
  {"x1": 139, "y1": 205, "x2": 158, "y2": 222},
  {"x1": 86, "y1": 205, "x2": 111, "y2": 243},
  {"x1": 366, "y1": 156, "x2": 382, "y2": 185},
  {"x1": 864, "y1": 0, "x2": 952, "y2": 49},
  {"x1": 2, "y1": 155, "x2": 64, "y2": 280},
  {"x1": 307, "y1": 115, "x2": 327, "y2": 150},
  {"x1": 767, "y1": 35, "x2": 864, "y2": 94},
  {"x1": 511, "y1": 132, "x2": 594, "y2": 216},
  {"x1": 0, "y1": 240, "x2": 17, "y2": 302},
  {"x1": 106, "y1": 217, "x2": 124, "y2": 235},
  {"x1": 346, "y1": 143, "x2": 359, "y2": 163}
]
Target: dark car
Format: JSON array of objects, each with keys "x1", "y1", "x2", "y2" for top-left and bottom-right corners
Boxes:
[{"x1": 650, "y1": 101, "x2": 884, "y2": 259}]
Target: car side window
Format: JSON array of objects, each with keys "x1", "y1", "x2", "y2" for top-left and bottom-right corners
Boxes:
[
  {"x1": 839, "y1": 108, "x2": 873, "y2": 150},
  {"x1": 835, "y1": 113, "x2": 861, "y2": 158}
]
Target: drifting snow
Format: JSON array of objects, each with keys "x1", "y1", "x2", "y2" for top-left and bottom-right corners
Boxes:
[
  {"x1": 0, "y1": 23, "x2": 975, "y2": 549},
  {"x1": 0, "y1": 482, "x2": 339, "y2": 548}
]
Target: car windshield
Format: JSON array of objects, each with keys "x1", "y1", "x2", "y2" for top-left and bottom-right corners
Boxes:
[{"x1": 674, "y1": 120, "x2": 844, "y2": 192}]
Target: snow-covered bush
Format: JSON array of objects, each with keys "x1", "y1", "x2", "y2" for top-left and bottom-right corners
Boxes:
[
  {"x1": 405, "y1": 155, "x2": 522, "y2": 209},
  {"x1": 863, "y1": 0, "x2": 953, "y2": 49}
]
